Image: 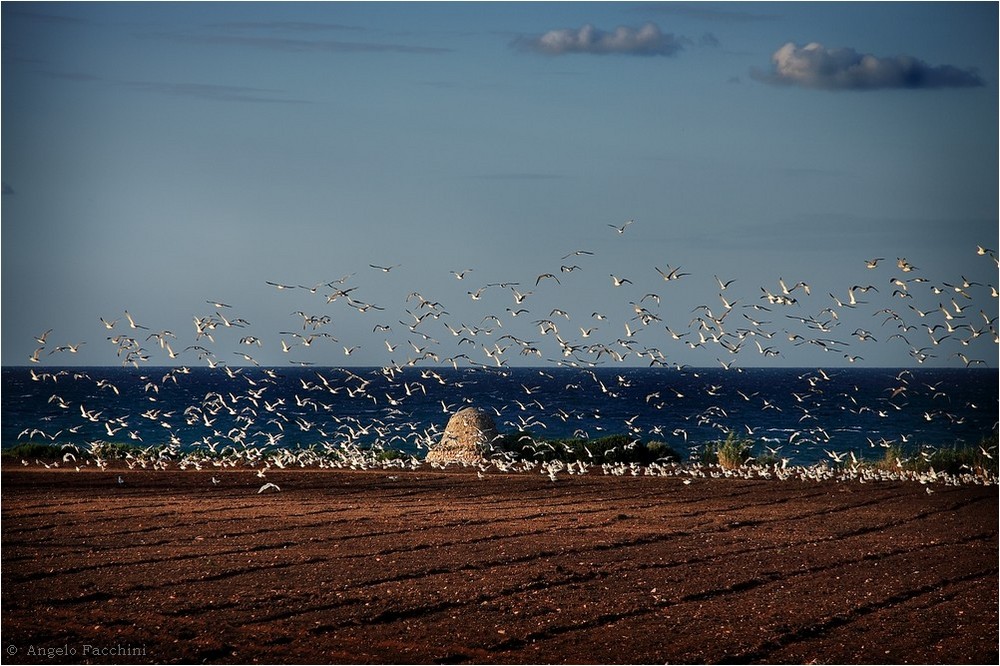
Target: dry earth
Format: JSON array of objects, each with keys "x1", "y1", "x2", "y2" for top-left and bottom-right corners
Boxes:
[{"x1": 2, "y1": 465, "x2": 997, "y2": 664}]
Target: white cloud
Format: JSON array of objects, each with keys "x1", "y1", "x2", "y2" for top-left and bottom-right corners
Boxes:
[
  {"x1": 756, "y1": 42, "x2": 984, "y2": 90},
  {"x1": 516, "y1": 22, "x2": 683, "y2": 57}
]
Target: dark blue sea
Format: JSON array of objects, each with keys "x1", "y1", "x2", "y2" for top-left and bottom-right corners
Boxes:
[{"x1": 3, "y1": 366, "x2": 996, "y2": 467}]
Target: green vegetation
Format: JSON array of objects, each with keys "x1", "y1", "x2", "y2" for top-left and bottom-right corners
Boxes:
[
  {"x1": 717, "y1": 433, "x2": 755, "y2": 469},
  {"x1": 374, "y1": 447, "x2": 407, "y2": 462},
  {"x1": 697, "y1": 432, "x2": 758, "y2": 469},
  {"x1": 872, "y1": 432, "x2": 998, "y2": 478},
  {"x1": 2, "y1": 440, "x2": 151, "y2": 461},
  {"x1": 490, "y1": 432, "x2": 682, "y2": 465},
  {"x1": 3, "y1": 442, "x2": 68, "y2": 460}
]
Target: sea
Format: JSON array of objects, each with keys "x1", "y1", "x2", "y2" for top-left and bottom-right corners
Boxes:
[{"x1": 3, "y1": 366, "x2": 996, "y2": 467}]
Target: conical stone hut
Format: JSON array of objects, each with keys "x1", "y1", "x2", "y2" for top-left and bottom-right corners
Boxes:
[{"x1": 425, "y1": 407, "x2": 498, "y2": 465}]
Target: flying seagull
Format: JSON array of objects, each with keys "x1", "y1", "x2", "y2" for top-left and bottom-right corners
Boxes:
[
  {"x1": 655, "y1": 266, "x2": 689, "y2": 281},
  {"x1": 608, "y1": 219, "x2": 634, "y2": 234}
]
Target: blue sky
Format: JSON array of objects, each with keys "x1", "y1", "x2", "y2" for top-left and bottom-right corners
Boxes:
[{"x1": 2, "y1": 1, "x2": 997, "y2": 369}]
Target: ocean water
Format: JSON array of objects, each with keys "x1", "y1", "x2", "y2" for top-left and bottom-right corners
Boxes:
[{"x1": 3, "y1": 366, "x2": 996, "y2": 467}]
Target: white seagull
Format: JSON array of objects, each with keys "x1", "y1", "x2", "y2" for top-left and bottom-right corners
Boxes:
[{"x1": 608, "y1": 219, "x2": 633, "y2": 234}]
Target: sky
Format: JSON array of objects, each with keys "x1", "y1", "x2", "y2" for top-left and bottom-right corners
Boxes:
[{"x1": 2, "y1": 1, "x2": 998, "y2": 369}]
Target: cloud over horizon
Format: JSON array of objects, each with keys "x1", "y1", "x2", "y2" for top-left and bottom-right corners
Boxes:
[
  {"x1": 515, "y1": 22, "x2": 683, "y2": 57},
  {"x1": 755, "y1": 42, "x2": 985, "y2": 90}
]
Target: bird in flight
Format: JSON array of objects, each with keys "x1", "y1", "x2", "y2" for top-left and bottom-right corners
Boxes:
[
  {"x1": 715, "y1": 276, "x2": 736, "y2": 291},
  {"x1": 608, "y1": 219, "x2": 633, "y2": 234},
  {"x1": 124, "y1": 310, "x2": 148, "y2": 331},
  {"x1": 258, "y1": 482, "x2": 281, "y2": 494},
  {"x1": 535, "y1": 273, "x2": 560, "y2": 286},
  {"x1": 370, "y1": 264, "x2": 400, "y2": 272},
  {"x1": 779, "y1": 277, "x2": 811, "y2": 296},
  {"x1": 655, "y1": 266, "x2": 690, "y2": 281}
]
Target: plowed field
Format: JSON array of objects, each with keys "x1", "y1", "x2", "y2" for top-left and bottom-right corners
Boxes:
[{"x1": 2, "y1": 466, "x2": 996, "y2": 664}]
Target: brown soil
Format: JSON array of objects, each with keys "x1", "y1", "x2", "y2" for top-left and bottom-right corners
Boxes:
[{"x1": 2, "y1": 465, "x2": 997, "y2": 664}]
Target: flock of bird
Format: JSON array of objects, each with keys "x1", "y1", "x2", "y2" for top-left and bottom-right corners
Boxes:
[
  {"x1": 15, "y1": 220, "x2": 999, "y2": 486},
  {"x1": 17, "y1": 430, "x2": 991, "y2": 491}
]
